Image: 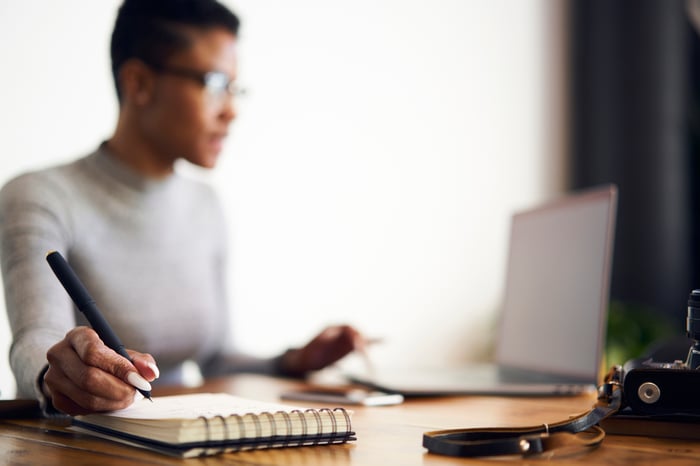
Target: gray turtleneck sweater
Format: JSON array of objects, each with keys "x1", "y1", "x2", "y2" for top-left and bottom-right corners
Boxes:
[{"x1": 0, "y1": 145, "x2": 276, "y2": 399}]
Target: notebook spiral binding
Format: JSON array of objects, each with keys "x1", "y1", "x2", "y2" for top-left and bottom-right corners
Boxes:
[{"x1": 196, "y1": 407, "x2": 353, "y2": 456}]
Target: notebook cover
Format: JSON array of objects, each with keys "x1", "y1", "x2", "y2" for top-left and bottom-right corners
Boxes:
[{"x1": 72, "y1": 419, "x2": 357, "y2": 458}]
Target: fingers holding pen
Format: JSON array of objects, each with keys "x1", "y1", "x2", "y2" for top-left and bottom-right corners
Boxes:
[
  {"x1": 71, "y1": 327, "x2": 155, "y2": 394},
  {"x1": 44, "y1": 356, "x2": 131, "y2": 415},
  {"x1": 45, "y1": 251, "x2": 155, "y2": 404},
  {"x1": 44, "y1": 327, "x2": 153, "y2": 414}
]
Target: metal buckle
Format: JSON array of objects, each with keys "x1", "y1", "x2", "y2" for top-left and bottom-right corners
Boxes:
[{"x1": 597, "y1": 365, "x2": 622, "y2": 404}]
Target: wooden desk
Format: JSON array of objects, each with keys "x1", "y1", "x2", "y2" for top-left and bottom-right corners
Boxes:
[{"x1": 1, "y1": 374, "x2": 699, "y2": 465}]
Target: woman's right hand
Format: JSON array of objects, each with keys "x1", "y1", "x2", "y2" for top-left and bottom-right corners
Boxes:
[{"x1": 43, "y1": 326, "x2": 159, "y2": 415}]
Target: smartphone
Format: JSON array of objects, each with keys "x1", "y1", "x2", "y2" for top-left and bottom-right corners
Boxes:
[{"x1": 280, "y1": 387, "x2": 404, "y2": 406}]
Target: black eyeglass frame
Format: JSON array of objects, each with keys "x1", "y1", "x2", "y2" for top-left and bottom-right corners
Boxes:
[{"x1": 148, "y1": 64, "x2": 243, "y2": 98}]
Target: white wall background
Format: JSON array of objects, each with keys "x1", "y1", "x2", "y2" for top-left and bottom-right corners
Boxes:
[{"x1": 0, "y1": 0, "x2": 566, "y2": 398}]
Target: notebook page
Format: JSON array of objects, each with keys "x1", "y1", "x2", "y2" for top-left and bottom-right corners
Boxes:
[{"x1": 105, "y1": 393, "x2": 309, "y2": 420}]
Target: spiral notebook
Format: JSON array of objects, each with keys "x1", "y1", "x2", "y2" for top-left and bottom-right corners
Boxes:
[{"x1": 71, "y1": 393, "x2": 355, "y2": 458}]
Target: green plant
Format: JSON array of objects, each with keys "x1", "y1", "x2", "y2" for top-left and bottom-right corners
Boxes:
[{"x1": 605, "y1": 300, "x2": 676, "y2": 366}]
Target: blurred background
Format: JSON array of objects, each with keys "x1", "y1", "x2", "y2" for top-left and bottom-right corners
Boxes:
[{"x1": 0, "y1": 0, "x2": 695, "y2": 397}]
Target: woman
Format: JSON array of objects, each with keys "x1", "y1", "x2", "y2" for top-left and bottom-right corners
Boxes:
[{"x1": 0, "y1": 0, "x2": 362, "y2": 415}]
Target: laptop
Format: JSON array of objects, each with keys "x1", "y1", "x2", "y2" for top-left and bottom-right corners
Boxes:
[{"x1": 349, "y1": 184, "x2": 618, "y2": 396}]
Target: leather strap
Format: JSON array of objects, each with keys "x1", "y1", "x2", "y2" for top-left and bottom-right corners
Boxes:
[{"x1": 423, "y1": 372, "x2": 623, "y2": 458}]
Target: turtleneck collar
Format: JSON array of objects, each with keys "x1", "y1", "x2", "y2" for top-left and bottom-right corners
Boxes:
[{"x1": 87, "y1": 142, "x2": 177, "y2": 193}]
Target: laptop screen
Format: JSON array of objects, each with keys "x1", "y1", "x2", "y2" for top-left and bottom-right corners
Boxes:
[{"x1": 496, "y1": 185, "x2": 617, "y2": 380}]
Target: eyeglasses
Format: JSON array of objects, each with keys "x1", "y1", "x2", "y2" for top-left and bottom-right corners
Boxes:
[{"x1": 149, "y1": 64, "x2": 244, "y2": 100}]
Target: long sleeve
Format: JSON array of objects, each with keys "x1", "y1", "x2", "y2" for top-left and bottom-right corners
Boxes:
[{"x1": 0, "y1": 173, "x2": 77, "y2": 398}]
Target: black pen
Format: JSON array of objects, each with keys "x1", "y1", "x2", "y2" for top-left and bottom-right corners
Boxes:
[{"x1": 45, "y1": 250, "x2": 153, "y2": 401}]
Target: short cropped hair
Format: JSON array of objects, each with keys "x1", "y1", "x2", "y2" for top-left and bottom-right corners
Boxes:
[{"x1": 110, "y1": 0, "x2": 240, "y2": 101}]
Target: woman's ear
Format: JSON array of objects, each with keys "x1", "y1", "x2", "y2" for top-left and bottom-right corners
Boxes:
[{"x1": 118, "y1": 59, "x2": 155, "y2": 106}]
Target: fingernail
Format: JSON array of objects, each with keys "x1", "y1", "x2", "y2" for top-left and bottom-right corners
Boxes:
[
  {"x1": 127, "y1": 372, "x2": 152, "y2": 392},
  {"x1": 147, "y1": 362, "x2": 160, "y2": 379}
]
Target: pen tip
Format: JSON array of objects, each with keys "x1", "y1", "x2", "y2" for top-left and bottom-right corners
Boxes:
[{"x1": 46, "y1": 250, "x2": 57, "y2": 258}]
